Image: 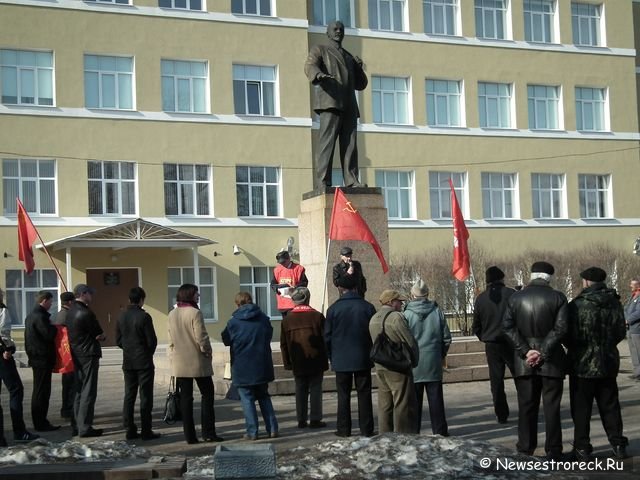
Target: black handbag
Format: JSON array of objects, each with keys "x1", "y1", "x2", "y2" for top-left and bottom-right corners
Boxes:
[
  {"x1": 163, "y1": 376, "x2": 182, "y2": 424},
  {"x1": 370, "y1": 311, "x2": 412, "y2": 374}
]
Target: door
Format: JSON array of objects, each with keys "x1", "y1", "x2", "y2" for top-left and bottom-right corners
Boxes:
[{"x1": 86, "y1": 268, "x2": 140, "y2": 347}]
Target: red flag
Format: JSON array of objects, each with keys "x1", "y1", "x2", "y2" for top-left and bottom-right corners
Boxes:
[
  {"x1": 329, "y1": 188, "x2": 389, "y2": 273},
  {"x1": 449, "y1": 180, "x2": 470, "y2": 281},
  {"x1": 17, "y1": 198, "x2": 38, "y2": 274}
]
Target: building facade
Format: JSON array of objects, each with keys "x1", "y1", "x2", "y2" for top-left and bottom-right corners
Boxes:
[{"x1": 1, "y1": 0, "x2": 638, "y2": 343}]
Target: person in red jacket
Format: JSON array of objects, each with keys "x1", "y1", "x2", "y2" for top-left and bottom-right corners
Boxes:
[{"x1": 270, "y1": 251, "x2": 308, "y2": 317}]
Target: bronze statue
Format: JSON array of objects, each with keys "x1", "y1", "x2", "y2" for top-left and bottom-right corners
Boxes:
[{"x1": 305, "y1": 21, "x2": 368, "y2": 189}]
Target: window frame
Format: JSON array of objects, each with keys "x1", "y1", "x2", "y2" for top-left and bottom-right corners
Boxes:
[
  {"x1": 578, "y1": 173, "x2": 611, "y2": 219},
  {"x1": 312, "y1": 0, "x2": 355, "y2": 27},
  {"x1": 474, "y1": 0, "x2": 510, "y2": 40},
  {"x1": 372, "y1": 75, "x2": 411, "y2": 125},
  {"x1": 163, "y1": 163, "x2": 213, "y2": 217},
  {"x1": 167, "y1": 266, "x2": 218, "y2": 322},
  {"x1": 87, "y1": 160, "x2": 137, "y2": 216},
  {"x1": 2, "y1": 158, "x2": 57, "y2": 216},
  {"x1": 531, "y1": 173, "x2": 566, "y2": 219},
  {"x1": 368, "y1": 0, "x2": 407, "y2": 32},
  {"x1": 571, "y1": 2, "x2": 603, "y2": 47},
  {"x1": 478, "y1": 81, "x2": 512, "y2": 129},
  {"x1": 158, "y1": 0, "x2": 204, "y2": 10},
  {"x1": 527, "y1": 84, "x2": 561, "y2": 130},
  {"x1": 235, "y1": 165, "x2": 281, "y2": 218},
  {"x1": 4, "y1": 269, "x2": 58, "y2": 328},
  {"x1": 523, "y1": 0, "x2": 557, "y2": 44},
  {"x1": 161, "y1": 59, "x2": 209, "y2": 114},
  {"x1": 231, "y1": 0, "x2": 273, "y2": 16},
  {"x1": 375, "y1": 170, "x2": 415, "y2": 220},
  {"x1": 233, "y1": 64, "x2": 278, "y2": 117},
  {"x1": 426, "y1": 78, "x2": 463, "y2": 127},
  {"x1": 575, "y1": 86, "x2": 607, "y2": 132},
  {"x1": 239, "y1": 266, "x2": 280, "y2": 319},
  {"x1": 0, "y1": 49, "x2": 54, "y2": 106},
  {"x1": 423, "y1": 0, "x2": 460, "y2": 36},
  {"x1": 84, "y1": 54, "x2": 135, "y2": 110},
  {"x1": 481, "y1": 172, "x2": 519, "y2": 219},
  {"x1": 429, "y1": 171, "x2": 467, "y2": 219}
]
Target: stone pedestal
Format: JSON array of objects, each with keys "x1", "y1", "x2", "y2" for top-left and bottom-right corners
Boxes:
[{"x1": 298, "y1": 187, "x2": 390, "y2": 313}]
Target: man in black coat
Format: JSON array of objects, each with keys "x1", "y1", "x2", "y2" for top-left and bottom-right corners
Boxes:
[
  {"x1": 332, "y1": 246, "x2": 367, "y2": 298},
  {"x1": 472, "y1": 266, "x2": 515, "y2": 424},
  {"x1": 116, "y1": 287, "x2": 159, "y2": 440},
  {"x1": 67, "y1": 283, "x2": 104, "y2": 438},
  {"x1": 24, "y1": 290, "x2": 59, "y2": 432},
  {"x1": 503, "y1": 261, "x2": 568, "y2": 460}
]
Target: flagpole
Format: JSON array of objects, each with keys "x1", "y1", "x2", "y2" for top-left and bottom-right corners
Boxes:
[
  {"x1": 35, "y1": 231, "x2": 68, "y2": 292},
  {"x1": 321, "y1": 238, "x2": 332, "y2": 314}
]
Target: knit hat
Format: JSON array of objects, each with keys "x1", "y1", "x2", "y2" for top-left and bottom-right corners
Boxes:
[
  {"x1": 411, "y1": 279, "x2": 429, "y2": 297},
  {"x1": 580, "y1": 266, "x2": 606, "y2": 283},
  {"x1": 531, "y1": 261, "x2": 554, "y2": 275},
  {"x1": 379, "y1": 290, "x2": 408, "y2": 305},
  {"x1": 335, "y1": 274, "x2": 356, "y2": 289},
  {"x1": 485, "y1": 266, "x2": 505, "y2": 284},
  {"x1": 290, "y1": 287, "x2": 310, "y2": 305}
]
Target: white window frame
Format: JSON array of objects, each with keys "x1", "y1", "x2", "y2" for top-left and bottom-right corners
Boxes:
[
  {"x1": 167, "y1": 266, "x2": 218, "y2": 322},
  {"x1": 233, "y1": 64, "x2": 278, "y2": 116},
  {"x1": 475, "y1": 0, "x2": 511, "y2": 40},
  {"x1": 84, "y1": 54, "x2": 134, "y2": 110},
  {"x1": 372, "y1": 75, "x2": 411, "y2": 125},
  {"x1": 429, "y1": 171, "x2": 467, "y2": 219},
  {"x1": 531, "y1": 173, "x2": 566, "y2": 219},
  {"x1": 87, "y1": 0, "x2": 130, "y2": 4},
  {"x1": 313, "y1": 0, "x2": 355, "y2": 27},
  {"x1": 527, "y1": 84, "x2": 561, "y2": 130},
  {"x1": 478, "y1": 81, "x2": 512, "y2": 129},
  {"x1": 4, "y1": 269, "x2": 58, "y2": 328},
  {"x1": 369, "y1": 0, "x2": 408, "y2": 32},
  {"x1": 575, "y1": 86, "x2": 607, "y2": 132},
  {"x1": 239, "y1": 266, "x2": 280, "y2": 319},
  {"x1": 423, "y1": 0, "x2": 460, "y2": 36},
  {"x1": 523, "y1": 0, "x2": 557, "y2": 43},
  {"x1": 231, "y1": 0, "x2": 273, "y2": 16},
  {"x1": 158, "y1": 0, "x2": 203, "y2": 10},
  {"x1": 235, "y1": 165, "x2": 281, "y2": 217},
  {"x1": 571, "y1": 2, "x2": 604, "y2": 47},
  {"x1": 481, "y1": 172, "x2": 519, "y2": 219},
  {"x1": 88, "y1": 161, "x2": 137, "y2": 216},
  {"x1": 2, "y1": 159, "x2": 57, "y2": 216},
  {"x1": 578, "y1": 173, "x2": 611, "y2": 219},
  {"x1": 375, "y1": 170, "x2": 415, "y2": 220},
  {"x1": 161, "y1": 59, "x2": 208, "y2": 113},
  {"x1": 163, "y1": 163, "x2": 212, "y2": 217},
  {"x1": 426, "y1": 78, "x2": 463, "y2": 127},
  {"x1": 0, "y1": 49, "x2": 54, "y2": 106}
]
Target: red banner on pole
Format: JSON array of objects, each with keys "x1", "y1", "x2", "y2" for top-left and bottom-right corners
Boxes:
[
  {"x1": 17, "y1": 198, "x2": 38, "y2": 274},
  {"x1": 449, "y1": 180, "x2": 470, "y2": 281}
]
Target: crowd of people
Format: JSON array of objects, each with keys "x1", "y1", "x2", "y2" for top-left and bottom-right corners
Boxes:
[{"x1": 0, "y1": 248, "x2": 635, "y2": 462}]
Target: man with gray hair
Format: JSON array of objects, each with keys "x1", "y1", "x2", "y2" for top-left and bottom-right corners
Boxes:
[
  {"x1": 280, "y1": 287, "x2": 328, "y2": 429},
  {"x1": 503, "y1": 261, "x2": 568, "y2": 459}
]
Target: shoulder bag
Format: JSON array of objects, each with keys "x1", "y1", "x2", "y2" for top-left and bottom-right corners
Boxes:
[
  {"x1": 370, "y1": 311, "x2": 412, "y2": 374},
  {"x1": 163, "y1": 376, "x2": 182, "y2": 424}
]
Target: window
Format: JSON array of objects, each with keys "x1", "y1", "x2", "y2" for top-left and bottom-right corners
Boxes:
[
  {"x1": 375, "y1": 170, "x2": 414, "y2": 219},
  {"x1": 164, "y1": 164, "x2": 211, "y2": 216},
  {"x1": 571, "y1": 2, "x2": 601, "y2": 46},
  {"x1": 239, "y1": 266, "x2": 279, "y2": 318},
  {"x1": 527, "y1": 84, "x2": 560, "y2": 130},
  {"x1": 524, "y1": 0, "x2": 555, "y2": 43},
  {"x1": 423, "y1": 0, "x2": 459, "y2": 36},
  {"x1": 4, "y1": 269, "x2": 57, "y2": 327},
  {"x1": 236, "y1": 166, "x2": 280, "y2": 217},
  {"x1": 481, "y1": 172, "x2": 518, "y2": 219},
  {"x1": 161, "y1": 59, "x2": 208, "y2": 113},
  {"x1": 232, "y1": 0, "x2": 272, "y2": 16},
  {"x1": 478, "y1": 82, "x2": 511, "y2": 128},
  {"x1": 313, "y1": 0, "x2": 353, "y2": 27},
  {"x1": 0, "y1": 49, "x2": 53, "y2": 106},
  {"x1": 578, "y1": 174, "x2": 611, "y2": 218},
  {"x1": 531, "y1": 173, "x2": 565, "y2": 218},
  {"x1": 233, "y1": 65, "x2": 277, "y2": 116},
  {"x1": 88, "y1": 161, "x2": 136, "y2": 215},
  {"x1": 475, "y1": 0, "x2": 508, "y2": 40},
  {"x1": 87, "y1": 0, "x2": 130, "y2": 3},
  {"x1": 167, "y1": 267, "x2": 217, "y2": 321},
  {"x1": 429, "y1": 171, "x2": 466, "y2": 219},
  {"x1": 369, "y1": 0, "x2": 406, "y2": 32},
  {"x1": 2, "y1": 159, "x2": 56, "y2": 216},
  {"x1": 575, "y1": 87, "x2": 606, "y2": 132},
  {"x1": 426, "y1": 79, "x2": 462, "y2": 127},
  {"x1": 159, "y1": 0, "x2": 202, "y2": 10},
  {"x1": 84, "y1": 55, "x2": 133, "y2": 110},
  {"x1": 372, "y1": 75, "x2": 410, "y2": 124}
]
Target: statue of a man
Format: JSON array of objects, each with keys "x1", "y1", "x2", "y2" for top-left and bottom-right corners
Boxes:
[{"x1": 304, "y1": 21, "x2": 368, "y2": 189}]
